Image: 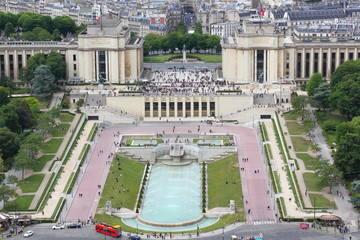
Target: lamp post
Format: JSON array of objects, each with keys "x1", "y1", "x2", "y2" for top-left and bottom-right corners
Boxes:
[
  {"x1": 197, "y1": 224, "x2": 199, "y2": 237},
  {"x1": 313, "y1": 197, "x2": 316, "y2": 227},
  {"x1": 149, "y1": 46, "x2": 152, "y2": 70},
  {"x1": 222, "y1": 226, "x2": 225, "y2": 240},
  {"x1": 136, "y1": 223, "x2": 138, "y2": 236}
]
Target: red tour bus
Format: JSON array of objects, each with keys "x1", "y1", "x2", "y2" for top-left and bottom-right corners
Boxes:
[{"x1": 95, "y1": 223, "x2": 122, "y2": 238}]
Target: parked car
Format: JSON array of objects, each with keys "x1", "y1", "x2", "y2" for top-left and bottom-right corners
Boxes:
[
  {"x1": 52, "y1": 224, "x2": 65, "y2": 230},
  {"x1": 129, "y1": 236, "x2": 141, "y2": 240},
  {"x1": 67, "y1": 223, "x2": 81, "y2": 228},
  {"x1": 23, "y1": 230, "x2": 34, "y2": 237}
]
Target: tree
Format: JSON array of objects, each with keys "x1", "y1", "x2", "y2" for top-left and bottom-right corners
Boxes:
[
  {"x1": 52, "y1": 29, "x2": 61, "y2": 41},
  {"x1": 4, "y1": 22, "x2": 15, "y2": 37},
  {"x1": 0, "y1": 76, "x2": 12, "y2": 88},
  {"x1": 23, "y1": 132, "x2": 44, "y2": 145},
  {"x1": 194, "y1": 23, "x2": 202, "y2": 34},
  {"x1": 307, "y1": 73, "x2": 324, "y2": 97},
  {"x1": 176, "y1": 21, "x2": 186, "y2": 35},
  {"x1": 25, "y1": 97, "x2": 40, "y2": 116},
  {"x1": 335, "y1": 132, "x2": 360, "y2": 177},
  {"x1": 7, "y1": 175, "x2": 18, "y2": 188},
  {"x1": 21, "y1": 53, "x2": 46, "y2": 84},
  {"x1": 331, "y1": 59, "x2": 360, "y2": 88},
  {"x1": 37, "y1": 111, "x2": 55, "y2": 138},
  {"x1": 314, "y1": 160, "x2": 343, "y2": 193},
  {"x1": 350, "y1": 180, "x2": 360, "y2": 209},
  {"x1": 0, "y1": 128, "x2": 20, "y2": 161},
  {"x1": 291, "y1": 95, "x2": 308, "y2": 119},
  {"x1": 302, "y1": 119, "x2": 315, "y2": 136},
  {"x1": 312, "y1": 82, "x2": 330, "y2": 111},
  {"x1": 0, "y1": 87, "x2": 10, "y2": 107},
  {"x1": 0, "y1": 104, "x2": 21, "y2": 133},
  {"x1": 45, "y1": 51, "x2": 66, "y2": 81},
  {"x1": 14, "y1": 143, "x2": 39, "y2": 179},
  {"x1": 30, "y1": 65, "x2": 57, "y2": 96},
  {"x1": 52, "y1": 16, "x2": 77, "y2": 35},
  {"x1": 0, "y1": 185, "x2": 17, "y2": 207},
  {"x1": 11, "y1": 98, "x2": 36, "y2": 131},
  {"x1": 0, "y1": 155, "x2": 4, "y2": 172},
  {"x1": 310, "y1": 143, "x2": 321, "y2": 156},
  {"x1": 329, "y1": 79, "x2": 360, "y2": 120}
]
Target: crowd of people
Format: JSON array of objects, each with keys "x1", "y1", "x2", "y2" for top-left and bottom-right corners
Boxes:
[{"x1": 136, "y1": 68, "x2": 232, "y2": 95}]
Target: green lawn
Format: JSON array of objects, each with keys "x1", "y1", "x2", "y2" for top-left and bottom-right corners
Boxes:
[
  {"x1": 144, "y1": 54, "x2": 222, "y2": 63},
  {"x1": 99, "y1": 156, "x2": 145, "y2": 210},
  {"x1": 208, "y1": 154, "x2": 243, "y2": 209},
  {"x1": 308, "y1": 193, "x2": 336, "y2": 208},
  {"x1": 49, "y1": 123, "x2": 70, "y2": 137},
  {"x1": 303, "y1": 172, "x2": 324, "y2": 192},
  {"x1": 41, "y1": 138, "x2": 63, "y2": 153},
  {"x1": 291, "y1": 136, "x2": 312, "y2": 152},
  {"x1": 59, "y1": 112, "x2": 75, "y2": 122},
  {"x1": 287, "y1": 122, "x2": 306, "y2": 135},
  {"x1": 36, "y1": 96, "x2": 52, "y2": 109},
  {"x1": 315, "y1": 111, "x2": 348, "y2": 122},
  {"x1": 33, "y1": 155, "x2": 55, "y2": 172},
  {"x1": 18, "y1": 174, "x2": 45, "y2": 193},
  {"x1": 296, "y1": 153, "x2": 318, "y2": 170},
  {"x1": 284, "y1": 111, "x2": 301, "y2": 121},
  {"x1": 4, "y1": 195, "x2": 35, "y2": 211}
]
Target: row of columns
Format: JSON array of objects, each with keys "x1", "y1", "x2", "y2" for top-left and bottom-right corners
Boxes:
[
  {"x1": 145, "y1": 98, "x2": 217, "y2": 118},
  {"x1": 297, "y1": 47, "x2": 359, "y2": 80}
]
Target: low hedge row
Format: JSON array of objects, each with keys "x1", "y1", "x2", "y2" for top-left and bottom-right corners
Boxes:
[{"x1": 63, "y1": 119, "x2": 87, "y2": 165}]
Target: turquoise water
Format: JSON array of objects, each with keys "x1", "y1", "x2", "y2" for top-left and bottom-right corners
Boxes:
[
  {"x1": 123, "y1": 217, "x2": 218, "y2": 232},
  {"x1": 139, "y1": 163, "x2": 202, "y2": 225}
]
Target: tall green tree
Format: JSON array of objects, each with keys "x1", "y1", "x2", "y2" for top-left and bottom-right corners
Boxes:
[
  {"x1": 350, "y1": 180, "x2": 360, "y2": 209},
  {"x1": 30, "y1": 65, "x2": 57, "y2": 96},
  {"x1": 7, "y1": 175, "x2": 18, "y2": 188},
  {"x1": 314, "y1": 160, "x2": 343, "y2": 193},
  {"x1": 0, "y1": 185, "x2": 17, "y2": 207},
  {"x1": 194, "y1": 23, "x2": 202, "y2": 34},
  {"x1": 312, "y1": 82, "x2": 330, "y2": 111},
  {"x1": 0, "y1": 104, "x2": 21, "y2": 133},
  {"x1": 46, "y1": 51, "x2": 66, "y2": 81},
  {"x1": 25, "y1": 97, "x2": 40, "y2": 116},
  {"x1": 331, "y1": 59, "x2": 360, "y2": 88},
  {"x1": 53, "y1": 16, "x2": 77, "y2": 35},
  {"x1": 11, "y1": 98, "x2": 36, "y2": 131},
  {"x1": 14, "y1": 143, "x2": 39, "y2": 179},
  {"x1": 0, "y1": 87, "x2": 10, "y2": 107},
  {"x1": 307, "y1": 73, "x2": 324, "y2": 97},
  {"x1": 0, "y1": 127, "x2": 20, "y2": 162},
  {"x1": 4, "y1": 22, "x2": 15, "y2": 37},
  {"x1": 21, "y1": 53, "x2": 46, "y2": 84},
  {"x1": 37, "y1": 111, "x2": 55, "y2": 138},
  {"x1": 176, "y1": 21, "x2": 186, "y2": 35},
  {"x1": 329, "y1": 78, "x2": 360, "y2": 120},
  {"x1": 291, "y1": 95, "x2": 308, "y2": 119},
  {"x1": 302, "y1": 119, "x2": 315, "y2": 136}
]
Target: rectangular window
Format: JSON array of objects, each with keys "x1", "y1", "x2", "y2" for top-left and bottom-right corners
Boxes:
[
  {"x1": 331, "y1": 52, "x2": 336, "y2": 74},
  {"x1": 202, "y1": 102, "x2": 207, "y2": 117},
  {"x1": 161, "y1": 102, "x2": 166, "y2": 117},
  {"x1": 169, "y1": 102, "x2": 174, "y2": 117},
  {"x1": 322, "y1": 53, "x2": 327, "y2": 77},
  {"x1": 186, "y1": 102, "x2": 191, "y2": 117},
  {"x1": 73, "y1": 64, "x2": 77, "y2": 71},
  {"x1": 194, "y1": 102, "x2": 199, "y2": 116},
  {"x1": 256, "y1": 50, "x2": 264, "y2": 83},
  {"x1": 26, "y1": 54, "x2": 31, "y2": 60},
  {"x1": 297, "y1": 53, "x2": 302, "y2": 78},
  {"x1": 340, "y1": 52, "x2": 345, "y2": 64},
  {"x1": 145, "y1": 102, "x2": 150, "y2": 117},
  {"x1": 177, "y1": 102, "x2": 183, "y2": 116},
  {"x1": 18, "y1": 54, "x2": 22, "y2": 71},
  {"x1": 305, "y1": 52, "x2": 310, "y2": 78},
  {"x1": 349, "y1": 52, "x2": 354, "y2": 60},
  {"x1": 314, "y1": 53, "x2": 318, "y2": 73},
  {"x1": 98, "y1": 51, "x2": 106, "y2": 81},
  {"x1": 210, "y1": 102, "x2": 215, "y2": 117},
  {"x1": 9, "y1": 55, "x2": 14, "y2": 79},
  {"x1": 0, "y1": 55, "x2": 4, "y2": 76},
  {"x1": 73, "y1": 54, "x2": 76, "y2": 61},
  {"x1": 153, "y1": 102, "x2": 158, "y2": 117}
]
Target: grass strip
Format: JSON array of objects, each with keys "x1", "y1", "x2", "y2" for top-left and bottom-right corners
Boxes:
[
  {"x1": 63, "y1": 119, "x2": 87, "y2": 165},
  {"x1": 18, "y1": 174, "x2": 45, "y2": 193},
  {"x1": 87, "y1": 123, "x2": 98, "y2": 141}
]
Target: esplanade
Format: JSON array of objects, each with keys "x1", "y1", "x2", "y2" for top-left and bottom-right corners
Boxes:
[{"x1": 1, "y1": 18, "x2": 358, "y2": 120}]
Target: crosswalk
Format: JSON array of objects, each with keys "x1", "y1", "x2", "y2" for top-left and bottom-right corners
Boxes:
[{"x1": 253, "y1": 220, "x2": 276, "y2": 225}]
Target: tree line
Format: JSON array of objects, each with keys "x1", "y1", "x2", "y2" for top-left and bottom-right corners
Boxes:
[
  {"x1": 143, "y1": 22, "x2": 221, "y2": 55},
  {"x1": 295, "y1": 59, "x2": 360, "y2": 207},
  {"x1": 0, "y1": 12, "x2": 86, "y2": 41}
]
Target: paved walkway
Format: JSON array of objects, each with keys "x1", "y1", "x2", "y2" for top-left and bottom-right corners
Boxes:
[
  {"x1": 31, "y1": 113, "x2": 87, "y2": 218},
  {"x1": 65, "y1": 124, "x2": 274, "y2": 224}
]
